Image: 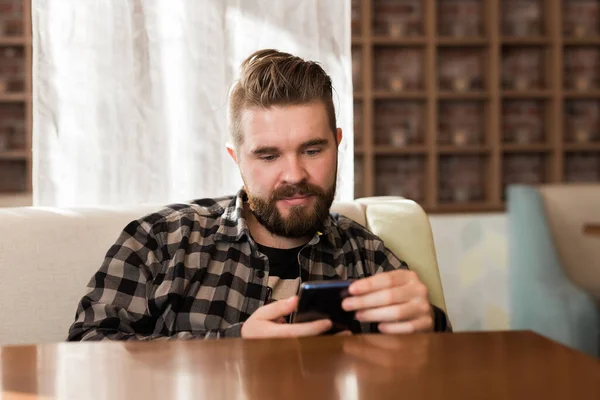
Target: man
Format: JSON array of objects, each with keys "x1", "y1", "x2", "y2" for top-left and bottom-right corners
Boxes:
[{"x1": 67, "y1": 49, "x2": 450, "y2": 341}]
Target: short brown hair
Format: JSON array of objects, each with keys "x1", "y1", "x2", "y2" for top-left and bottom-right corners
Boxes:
[{"x1": 228, "y1": 49, "x2": 337, "y2": 148}]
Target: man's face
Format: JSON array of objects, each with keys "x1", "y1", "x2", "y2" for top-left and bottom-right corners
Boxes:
[{"x1": 231, "y1": 102, "x2": 342, "y2": 238}]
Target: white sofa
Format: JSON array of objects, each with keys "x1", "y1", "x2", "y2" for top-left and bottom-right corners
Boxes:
[{"x1": 0, "y1": 197, "x2": 446, "y2": 345}]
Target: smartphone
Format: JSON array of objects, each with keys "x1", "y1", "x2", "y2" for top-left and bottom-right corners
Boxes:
[{"x1": 292, "y1": 280, "x2": 357, "y2": 334}]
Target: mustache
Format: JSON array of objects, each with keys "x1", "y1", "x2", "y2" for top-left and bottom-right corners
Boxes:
[{"x1": 272, "y1": 182, "x2": 323, "y2": 200}]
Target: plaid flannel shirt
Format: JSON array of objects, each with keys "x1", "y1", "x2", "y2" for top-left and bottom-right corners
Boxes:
[{"x1": 67, "y1": 190, "x2": 450, "y2": 341}]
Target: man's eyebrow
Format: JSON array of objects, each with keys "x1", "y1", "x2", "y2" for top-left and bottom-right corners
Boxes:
[
  {"x1": 300, "y1": 139, "x2": 329, "y2": 149},
  {"x1": 251, "y1": 146, "x2": 280, "y2": 156},
  {"x1": 251, "y1": 139, "x2": 329, "y2": 155}
]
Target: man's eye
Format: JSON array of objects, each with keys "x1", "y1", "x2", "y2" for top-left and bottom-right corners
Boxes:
[
  {"x1": 305, "y1": 149, "x2": 322, "y2": 156},
  {"x1": 260, "y1": 155, "x2": 278, "y2": 162}
]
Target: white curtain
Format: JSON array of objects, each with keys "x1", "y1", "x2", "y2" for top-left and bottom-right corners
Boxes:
[{"x1": 32, "y1": 0, "x2": 354, "y2": 207}]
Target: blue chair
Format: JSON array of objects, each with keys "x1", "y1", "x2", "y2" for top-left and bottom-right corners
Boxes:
[{"x1": 507, "y1": 184, "x2": 600, "y2": 357}]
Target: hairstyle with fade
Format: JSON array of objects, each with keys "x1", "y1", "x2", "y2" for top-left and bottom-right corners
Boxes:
[{"x1": 228, "y1": 49, "x2": 337, "y2": 149}]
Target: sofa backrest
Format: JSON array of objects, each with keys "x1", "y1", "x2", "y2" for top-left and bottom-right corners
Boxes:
[{"x1": 0, "y1": 198, "x2": 444, "y2": 345}]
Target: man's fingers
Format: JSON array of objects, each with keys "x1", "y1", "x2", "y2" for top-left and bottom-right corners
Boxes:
[
  {"x1": 349, "y1": 270, "x2": 417, "y2": 296},
  {"x1": 252, "y1": 296, "x2": 298, "y2": 320},
  {"x1": 270, "y1": 319, "x2": 333, "y2": 338},
  {"x1": 354, "y1": 301, "x2": 429, "y2": 322},
  {"x1": 342, "y1": 286, "x2": 422, "y2": 311},
  {"x1": 242, "y1": 297, "x2": 334, "y2": 339}
]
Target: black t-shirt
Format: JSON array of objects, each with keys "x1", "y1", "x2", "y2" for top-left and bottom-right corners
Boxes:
[
  {"x1": 257, "y1": 243, "x2": 305, "y2": 302},
  {"x1": 256, "y1": 243, "x2": 303, "y2": 285},
  {"x1": 256, "y1": 243, "x2": 304, "y2": 323}
]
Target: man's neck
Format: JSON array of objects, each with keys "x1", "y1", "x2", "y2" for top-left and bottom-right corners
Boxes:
[{"x1": 243, "y1": 203, "x2": 311, "y2": 249}]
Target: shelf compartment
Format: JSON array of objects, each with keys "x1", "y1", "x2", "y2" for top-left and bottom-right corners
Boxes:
[
  {"x1": 438, "y1": 100, "x2": 486, "y2": 146},
  {"x1": 501, "y1": 46, "x2": 548, "y2": 91},
  {"x1": 0, "y1": 45, "x2": 26, "y2": 94},
  {"x1": 565, "y1": 153, "x2": 600, "y2": 183},
  {"x1": 562, "y1": 0, "x2": 599, "y2": 38},
  {"x1": 564, "y1": 47, "x2": 600, "y2": 92},
  {"x1": 374, "y1": 100, "x2": 425, "y2": 146},
  {"x1": 564, "y1": 100, "x2": 600, "y2": 144},
  {"x1": 438, "y1": 48, "x2": 487, "y2": 92},
  {"x1": 502, "y1": 100, "x2": 547, "y2": 145},
  {"x1": 372, "y1": 0, "x2": 424, "y2": 37},
  {"x1": 0, "y1": 2, "x2": 25, "y2": 36},
  {"x1": 375, "y1": 155, "x2": 426, "y2": 202},
  {"x1": 0, "y1": 159, "x2": 27, "y2": 192},
  {"x1": 0, "y1": 102, "x2": 26, "y2": 151},
  {"x1": 437, "y1": 0, "x2": 484, "y2": 38},
  {"x1": 438, "y1": 155, "x2": 488, "y2": 204},
  {"x1": 501, "y1": 0, "x2": 545, "y2": 37},
  {"x1": 374, "y1": 47, "x2": 425, "y2": 91}
]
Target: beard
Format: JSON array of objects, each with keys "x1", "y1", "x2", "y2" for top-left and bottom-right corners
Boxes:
[{"x1": 245, "y1": 180, "x2": 337, "y2": 238}]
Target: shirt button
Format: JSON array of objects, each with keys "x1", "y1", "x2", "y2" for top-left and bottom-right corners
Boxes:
[{"x1": 256, "y1": 270, "x2": 265, "y2": 279}]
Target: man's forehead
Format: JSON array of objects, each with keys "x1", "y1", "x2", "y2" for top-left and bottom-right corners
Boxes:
[
  {"x1": 241, "y1": 103, "x2": 328, "y2": 123},
  {"x1": 240, "y1": 105, "x2": 331, "y2": 146}
]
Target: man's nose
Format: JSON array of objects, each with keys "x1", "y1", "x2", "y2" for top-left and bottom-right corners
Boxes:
[{"x1": 282, "y1": 156, "x2": 307, "y2": 184}]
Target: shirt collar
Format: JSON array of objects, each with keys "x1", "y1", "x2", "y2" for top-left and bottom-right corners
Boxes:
[{"x1": 214, "y1": 189, "x2": 252, "y2": 243}]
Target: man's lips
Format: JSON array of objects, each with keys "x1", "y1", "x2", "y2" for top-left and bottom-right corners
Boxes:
[{"x1": 278, "y1": 195, "x2": 313, "y2": 205}]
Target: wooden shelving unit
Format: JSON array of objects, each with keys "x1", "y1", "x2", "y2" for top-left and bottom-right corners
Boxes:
[
  {"x1": 0, "y1": 149, "x2": 29, "y2": 160},
  {"x1": 373, "y1": 145, "x2": 428, "y2": 154},
  {"x1": 0, "y1": 0, "x2": 32, "y2": 198},
  {"x1": 0, "y1": 37, "x2": 30, "y2": 46},
  {"x1": 564, "y1": 143, "x2": 600, "y2": 152},
  {"x1": 352, "y1": 0, "x2": 600, "y2": 213}
]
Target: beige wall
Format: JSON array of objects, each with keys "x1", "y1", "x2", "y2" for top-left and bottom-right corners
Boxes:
[{"x1": 429, "y1": 214, "x2": 509, "y2": 332}]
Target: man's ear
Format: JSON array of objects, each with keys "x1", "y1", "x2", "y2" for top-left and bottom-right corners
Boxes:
[
  {"x1": 336, "y1": 128, "x2": 343, "y2": 146},
  {"x1": 226, "y1": 143, "x2": 238, "y2": 165}
]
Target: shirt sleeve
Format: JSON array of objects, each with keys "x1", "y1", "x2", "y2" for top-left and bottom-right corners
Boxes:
[{"x1": 66, "y1": 219, "x2": 243, "y2": 341}]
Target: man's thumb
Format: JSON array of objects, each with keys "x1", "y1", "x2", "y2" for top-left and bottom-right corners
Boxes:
[{"x1": 255, "y1": 296, "x2": 298, "y2": 320}]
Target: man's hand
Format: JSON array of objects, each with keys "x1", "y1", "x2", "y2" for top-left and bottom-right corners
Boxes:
[
  {"x1": 341, "y1": 270, "x2": 434, "y2": 334},
  {"x1": 241, "y1": 296, "x2": 332, "y2": 339}
]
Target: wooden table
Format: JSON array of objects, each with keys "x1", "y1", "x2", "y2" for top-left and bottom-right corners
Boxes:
[
  {"x1": 1, "y1": 331, "x2": 598, "y2": 400},
  {"x1": 584, "y1": 223, "x2": 600, "y2": 237}
]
